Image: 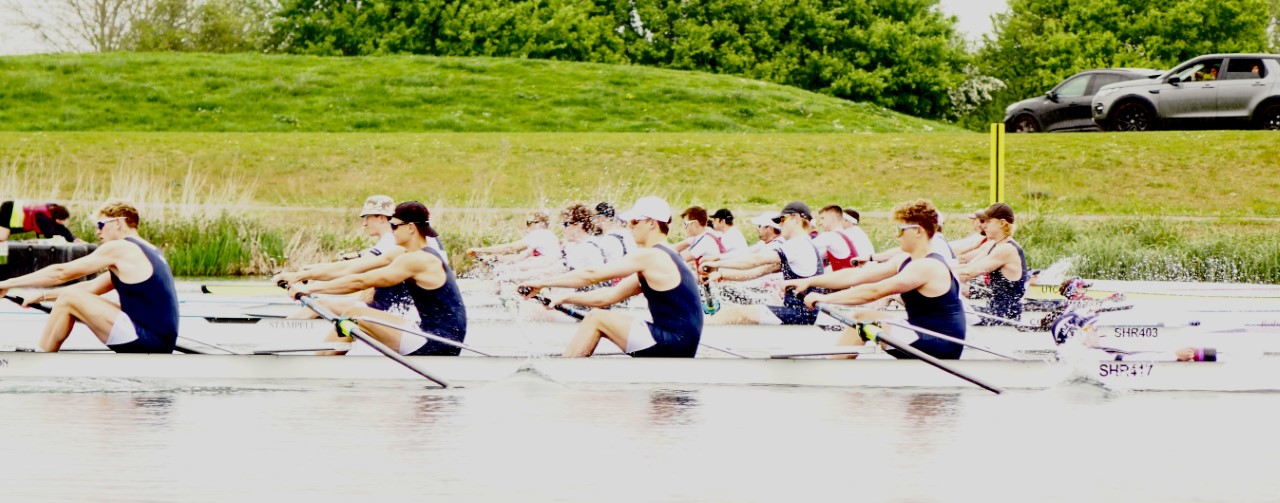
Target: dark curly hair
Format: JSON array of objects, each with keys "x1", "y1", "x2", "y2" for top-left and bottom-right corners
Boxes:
[{"x1": 561, "y1": 203, "x2": 598, "y2": 235}]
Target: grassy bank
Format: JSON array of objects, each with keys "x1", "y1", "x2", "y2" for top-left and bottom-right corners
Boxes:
[
  {"x1": 0, "y1": 53, "x2": 953, "y2": 133},
  {"x1": 3, "y1": 131, "x2": 1278, "y2": 217}
]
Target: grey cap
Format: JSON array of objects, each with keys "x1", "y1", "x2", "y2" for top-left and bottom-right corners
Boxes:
[{"x1": 361, "y1": 195, "x2": 395, "y2": 217}]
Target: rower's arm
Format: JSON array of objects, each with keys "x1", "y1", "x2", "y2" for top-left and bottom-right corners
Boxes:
[
  {"x1": 301, "y1": 253, "x2": 428, "y2": 296},
  {"x1": 717, "y1": 263, "x2": 780, "y2": 282},
  {"x1": 288, "y1": 249, "x2": 400, "y2": 283},
  {"x1": 706, "y1": 251, "x2": 776, "y2": 271},
  {"x1": 554, "y1": 276, "x2": 642, "y2": 308},
  {"x1": 814, "y1": 261, "x2": 930, "y2": 307},
  {"x1": 469, "y1": 240, "x2": 527, "y2": 255},
  {"x1": 523, "y1": 249, "x2": 655, "y2": 291},
  {"x1": 806, "y1": 258, "x2": 902, "y2": 290},
  {"x1": 955, "y1": 245, "x2": 1013, "y2": 281},
  {"x1": 0, "y1": 241, "x2": 123, "y2": 290}
]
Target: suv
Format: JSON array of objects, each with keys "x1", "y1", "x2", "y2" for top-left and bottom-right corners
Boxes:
[
  {"x1": 1004, "y1": 69, "x2": 1162, "y2": 132},
  {"x1": 1092, "y1": 54, "x2": 1280, "y2": 131}
]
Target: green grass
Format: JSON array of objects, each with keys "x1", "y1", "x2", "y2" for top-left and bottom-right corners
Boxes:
[
  {"x1": 0, "y1": 53, "x2": 955, "y2": 133},
  {"x1": 3, "y1": 130, "x2": 1278, "y2": 217}
]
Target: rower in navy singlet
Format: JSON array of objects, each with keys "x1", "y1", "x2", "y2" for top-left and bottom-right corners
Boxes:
[
  {"x1": 519, "y1": 196, "x2": 704, "y2": 358},
  {"x1": 957, "y1": 203, "x2": 1028, "y2": 325},
  {"x1": 0, "y1": 200, "x2": 180, "y2": 353},
  {"x1": 287, "y1": 202, "x2": 468, "y2": 356},
  {"x1": 783, "y1": 199, "x2": 968, "y2": 360}
]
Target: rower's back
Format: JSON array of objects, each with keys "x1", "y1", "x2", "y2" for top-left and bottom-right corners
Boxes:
[
  {"x1": 109, "y1": 237, "x2": 179, "y2": 353},
  {"x1": 633, "y1": 245, "x2": 703, "y2": 357},
  {"x1": 404, "y1": 247, "x2": 467, "y2": 356}
]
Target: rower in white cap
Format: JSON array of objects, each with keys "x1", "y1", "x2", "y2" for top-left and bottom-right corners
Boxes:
[{"x1": 519, "y1": 196, "x2": 704, "y2": 358}]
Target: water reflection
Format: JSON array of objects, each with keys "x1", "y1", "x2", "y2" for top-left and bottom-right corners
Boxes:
[{"x1": 647, "y1": 388, "x2": 700, "y2": 427}]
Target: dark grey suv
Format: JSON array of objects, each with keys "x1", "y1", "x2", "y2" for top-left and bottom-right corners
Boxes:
[
  {"x1": 1092, "y1": 54, "x2": 1280, "y2": 131},
  {"x1": 1004, "y1": 69, "x2": 1161, "y2": 132}
]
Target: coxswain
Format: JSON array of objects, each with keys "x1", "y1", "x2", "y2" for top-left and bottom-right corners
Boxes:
[
  {"x1": 0, "y1": 200, "x2": 178, "y2": 353},
  {"x1": 519, "y1": 196, "x2": 703, "y2": 357}
]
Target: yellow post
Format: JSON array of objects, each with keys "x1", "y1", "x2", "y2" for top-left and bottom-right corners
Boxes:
[{"x1": 989, "y1": 124, "x2": 1006, "y2": 203}]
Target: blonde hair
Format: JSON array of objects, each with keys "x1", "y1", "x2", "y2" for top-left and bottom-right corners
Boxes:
[{"x1": 97, "y1": 199, "x2": 140, "y2": 228}]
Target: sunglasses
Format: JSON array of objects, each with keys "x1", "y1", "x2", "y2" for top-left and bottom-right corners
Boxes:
[
  {"x1": 896, "y1": 224, "x2": 922, "y2": 236},
  {"x1": 771, "y1": 215, "x2": 788, "y2": 225},
  {"x1": 96, "y1": 217, "x2": 123, "y2": 230},
  {"x1": 390, "y1": 221, "x2": 420, "y2": 231},
  {"x1": 628, "y1": 218, "x2": 651, "y2": 227}
]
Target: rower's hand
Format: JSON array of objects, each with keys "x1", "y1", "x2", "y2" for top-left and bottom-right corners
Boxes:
[
  {"x1": 544, "y1": 292, "x2": 572, "y2": 309},
  {"x1": 699, "y1": 258, "x2": 720, "y2": 274},
  {"x1": 286, "y1": 283, "x2": 313, "y2": 300},
  {"x1": 517, "y1": 284, "x2": 541, "y2": 299},
  {"x1": 780, "y1": 279, "x2": 810, "y2": 298},
  {"x1": 803, "y1": 292, "x2": 826, "y2": 310},
  {"x1": 270, "y1": 271, "x2": 296, "y2": 287}
]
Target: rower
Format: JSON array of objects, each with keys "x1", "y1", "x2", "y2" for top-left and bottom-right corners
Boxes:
[
  {"x1": 518, "y1": 196, "x2": 703, "y2": 358},
  {"x1": 560, "y1": 203, "x2": 608, "y2": 270},
  {"x1": 709, "y1": 208, "x2": 748, "y2": 257},
  {"x1": 467, "y1": 210, "x2": 562, "y2": 286},
  {"x1": 812, "y1": 204, "x2": 863, "y2": 271},
  {"x1": 955, "y1": 203, "x2": 1027, "y2": 324},
  {"x1": 0, "y1": 200, "x2": 179, "y2": 353},
  {"x1": 839, "y1": 208, "x2": 876, "y2": 263},
  {"x1": 0, "y1": 200, "x2": 79, "y2": 243},
  {"x1": 1052, "y1": 309, "x2": 1216, "y2": 362},
  {"x1": 674, "y1": 206, "x2": 725, "y2": 266},
  {"x1": 784, "y1": 199, "x2": 966, "y2": 360},
  {"x1": 700, "y1": 202, "x2": 825, "y2": 325},
  {"x1": 952, "y1": 209, "x2": 989, "y2": 263},
  {"x1": 592, "y1": 202, "x2": 634, "y2": 264},
  {"x1": 272, "y1": 195, "x2": 429, "y2": 320},
  {"x1": 745, "y1": 211, "x2": 785, "y2": 254},
  {"x1": 287, "y1": 202, "x2": 467, "y2": 356}
]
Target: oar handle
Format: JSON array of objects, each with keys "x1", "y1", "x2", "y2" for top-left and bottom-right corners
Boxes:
[
  {"x1": 4, "y1": 295, "x2": 52, "y2": 314},
  {"x1": 817, "y1": 303, "x2": 1003, "y2": 394},
  {"x1": 518, "y1": 286, "x2": 587, "y2": 321}
]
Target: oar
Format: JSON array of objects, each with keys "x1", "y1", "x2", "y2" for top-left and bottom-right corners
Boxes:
[
  {"x1": 3, "y1": 295, "x2": 239, "y2": 355},
  {"x1": 518, "y1": 287, "x2": 749, "y2": 359},
  {"x1": 817, "y1": 303, "x2": 1004, "y2": 394},
  {"x1": 698, "y1": 266, "x2": 721, "y2": 315},
  {"x1": 279, "y1": 281, "x2": 453, "y2": 388}
]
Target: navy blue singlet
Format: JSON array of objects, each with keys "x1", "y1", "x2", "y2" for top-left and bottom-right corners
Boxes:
[
  {"x1": 984, "y1": 239, "x2": 1028, "y2": 321},
  {"x1": 403, "y1": 247, "x2": 468, "y2": 356},
  {"x1": 109, "y1": 237, "x2": 179, "y2": 353},
  {"x1": 893, "y1": 253, "x2": 967, "y2": 360},
  {"x1": 631, "y1": 245, "x2": 703, "y2": 358},
  {"x1": 767, "y1": 239, "x2": 825, "y2": 325}
]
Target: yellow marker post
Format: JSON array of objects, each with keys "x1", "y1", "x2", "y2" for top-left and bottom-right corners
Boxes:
[{"x1": 989, "y1": 124, "x2": 1006, "y2": 204}]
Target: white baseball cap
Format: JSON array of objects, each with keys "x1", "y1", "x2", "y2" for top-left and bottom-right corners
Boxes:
[
  {"x1": 618, "y1": 196, "x2": 673, "y2": 223},
  {"x1": 749, "y1": 211, "x2": 782, "y2": 231}
]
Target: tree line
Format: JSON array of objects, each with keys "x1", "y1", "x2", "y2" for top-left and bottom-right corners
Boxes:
[{"x1": 7, "y1": 0, "x2": 1280, "y2": 127}]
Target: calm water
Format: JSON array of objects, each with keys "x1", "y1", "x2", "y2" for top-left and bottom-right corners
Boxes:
[{"x1": 1, "y1": 374, "x2": 1276, "y2": 502}]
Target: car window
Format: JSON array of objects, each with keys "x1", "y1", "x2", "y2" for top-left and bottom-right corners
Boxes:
[
  {"x1": 1173, "y1": 59, "x2": 1224, "y2": 82},
  {"x1": 1223, "y1": 58, "x2": 1267, "y2": 80},
  {"x1": 1090, "y1": 74, "x2": 1130, "y2": 93},
  {"x1": 1055, "y1": 75, "x2": 1091, "y2": 98}
]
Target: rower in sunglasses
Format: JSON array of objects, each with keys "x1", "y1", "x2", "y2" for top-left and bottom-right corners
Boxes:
[
  {"x1": 0, "y1": 199, "x2": 180, "y2": 353},
  {"x1": 782, "y1": 199, "x2": 967, "y2": 360},
  {"x1": 699, "y1": 201, "x2": 826, "y2": 325},
  {"x1": 287, "y1": 202, "x2": 467, "y2": 356}
]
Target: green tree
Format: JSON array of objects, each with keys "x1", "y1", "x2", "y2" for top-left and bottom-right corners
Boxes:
[
  {"x1": 131, "y1": 0, "x2": 275, "y2": 52},
  {"x1": 268, "y1": 0, "x2": 971, "y2": 120},
  {"x1": 968, "y1": 0, "x2": 1272, "y2": 128}
]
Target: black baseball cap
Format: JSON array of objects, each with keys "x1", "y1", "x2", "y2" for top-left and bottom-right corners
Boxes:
[
  {"x1": 594, "y1": 202, "x2": 616, "y2": 219},
  {"x1": 779, "y1": 201, "x2": 813, "y2": 220},
  {"x1": 391, "y1": 201, "x2": 439, "y2": 238},
  {"x1": 982, "y1": 202, "x2": 1015, "y2": 223},
  {"x1": 710, "y1": 208, "x2": 734, "y2": 223}
]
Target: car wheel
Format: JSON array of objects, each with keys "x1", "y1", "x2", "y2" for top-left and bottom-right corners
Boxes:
[
  {"x1": 1112, "y1": 101, "x2": 1155, "y2": 132},
  {"x1": 1012, "y1": 115, "x2": 1040, "y2": 133},
  {"x1": 1257, "y1": 103, "x2": 1280, "y2": 130}
]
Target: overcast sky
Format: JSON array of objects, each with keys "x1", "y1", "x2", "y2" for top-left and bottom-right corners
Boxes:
[{"x1": 1, "y1": 0, "x2": 1008, "y2": 56}]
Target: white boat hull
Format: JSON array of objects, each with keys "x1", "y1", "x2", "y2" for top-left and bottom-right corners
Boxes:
[{"x1": 0, "y1": 351, "x2": 1275, "y2": 392}]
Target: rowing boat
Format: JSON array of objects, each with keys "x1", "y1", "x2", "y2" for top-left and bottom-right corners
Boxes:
[{"x1": 0, "y1": 350, "x2": 1274, "y2": 391}]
